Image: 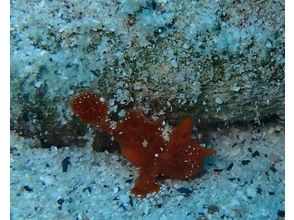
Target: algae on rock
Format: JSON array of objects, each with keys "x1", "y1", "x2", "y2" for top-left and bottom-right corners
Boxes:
[{"x1": 11, "y1": 0, "x2": 284, "y2": 148}]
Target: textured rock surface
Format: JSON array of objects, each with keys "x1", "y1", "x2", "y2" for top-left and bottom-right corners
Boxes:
[{"x1": 11, "y1": 0, "x2": 284, "y2": 147}]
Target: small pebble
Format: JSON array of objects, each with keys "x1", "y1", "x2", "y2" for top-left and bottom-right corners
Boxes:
[
  {"x1": 226, "y1": 163, "x2": 234, "y2": 171},
  {"x1": 176, "y1": 187, "x2": 193, "y2": 196},
  {"x1": 57, "y1": 198, "x2": 64, "y2": 205},
  {"x1": 230, "y1": 84, "x2": 241, "y2": 92},
  {"x1": 214, "y1": 168, "x2": 223, "y2": 173},
  {"x1": 275, "y1": 125, "x2": 282, "y2": 132},
  {"x1": 252, "y1": 151, "x2": 260, "y2": 157},
  {"x1": 277, "y1": 210, "x2": 285, "y2": 217},
  {"x1": 57, "y1": 198, "x2": 64, "y2": 210},
  {"x1": 215, "y1": 97, "x2": 223, "y2": 104},
  {"x1": 23, "y1": 185, "x2": 33, "y2": 192},
  {"x1": 241, "y1": 160, "x2": 251, "y2": 165},
  {"x1": 229, "y1": 147, "x2": 241, "y2": 157},
  {"x1": 197, "y1": 216, "x2": 208, "y2": 220},
  {"x1": 270, "y1": 166, "x2": 277, "y2": 173},
  {"x1": 62, "y1": 156, "x2": 71, "y2": 172}
]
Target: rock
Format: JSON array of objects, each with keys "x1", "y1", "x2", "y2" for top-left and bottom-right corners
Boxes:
[{"x1": 11, "y1": 0, "x2": 284, "y2": 148}]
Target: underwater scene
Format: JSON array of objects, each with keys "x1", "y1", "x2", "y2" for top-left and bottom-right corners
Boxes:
[{"x1": 10, "y1": 0, "x2": 284, "y2": 219}]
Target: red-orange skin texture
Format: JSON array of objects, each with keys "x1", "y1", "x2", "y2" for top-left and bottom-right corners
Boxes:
[
  {"x1": 70, "y1": 92, "x2": 111, "y2": 134},
  {"x1": 71, "y1": 92, "x2": 215, "y2": 197}
]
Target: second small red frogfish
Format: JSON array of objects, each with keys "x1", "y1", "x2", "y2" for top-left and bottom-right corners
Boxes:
[{"x1": 71, "y1": 92, "x2": 215, "y2": 197}]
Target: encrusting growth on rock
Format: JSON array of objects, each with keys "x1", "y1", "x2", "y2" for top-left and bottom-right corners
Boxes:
[{"x1": 71, "y1": 91, "x2": 215, "y2": 197}]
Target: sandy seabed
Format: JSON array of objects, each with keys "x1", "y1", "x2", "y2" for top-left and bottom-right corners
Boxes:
[{"x1": 11, "y1": 121, "x2": 284, "y2": 220}]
